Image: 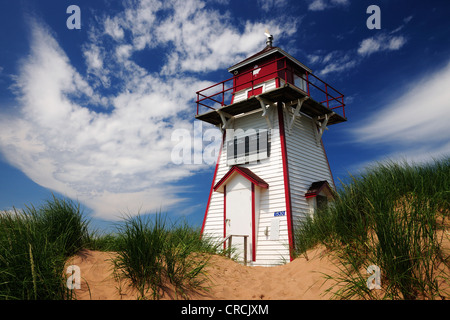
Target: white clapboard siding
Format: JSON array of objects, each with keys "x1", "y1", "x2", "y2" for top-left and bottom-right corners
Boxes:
[
  {"x1": 234, "y1": 108, "x2": 290, "y2": 266},
  {"x1": 202, "y1": 106, "x2": 291, "y2": 266},
  {"x1": 202, "y1": 95, "x2": 335, "y2": 267},
  {"x1": 283, "y1": 107, "x2": 334, "y2": 228}
]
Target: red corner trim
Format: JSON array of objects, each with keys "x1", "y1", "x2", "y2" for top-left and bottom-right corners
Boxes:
[
  {"x1": 320, "y1": 139, "x2": 335, "y2": 188},
  {"x1": 200, "y1": 133, "x2": 225, "y2": 236},
  {"x1": 251, "y1": 183, "x2": 256, "y2": 262},
  {"x1": 277, "y1": 104, "x2": 294, "y2": 261},
  {"x1": 223, "y1": 185, "x2": 226, "y2": 250}
]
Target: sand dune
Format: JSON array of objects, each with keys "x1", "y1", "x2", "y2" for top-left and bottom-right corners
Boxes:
[{"x1": 65, "y1": 246, "x2": 341, "y2": 300}]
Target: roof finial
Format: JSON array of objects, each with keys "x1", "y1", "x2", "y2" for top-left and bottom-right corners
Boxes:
[{"x1": 264, "y1": 29, "x2": 273, "y2": 47}]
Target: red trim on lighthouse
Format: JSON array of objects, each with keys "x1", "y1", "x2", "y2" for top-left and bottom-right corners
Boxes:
[
  {"x1": 277, "y1": 104, "x2": 294, "y2": 261},
  {"x1": 305, "y1": 180, "x2": 333, "y2": 198},
  {"x1": 200, "y1": 133, "x2": 225, "y2": 236},
  {"x1": 320, "y1": 139, "x2": 336, "y2": 188},
  {"x1": 251, "y1": 183, "x2": 256, "y2": 262},
  {"x1": 223, "y1": 185, "x2": 226, "y2": 250},
  {"x1": 213, "y1": 166, "x2": 269, "y2": 192}
]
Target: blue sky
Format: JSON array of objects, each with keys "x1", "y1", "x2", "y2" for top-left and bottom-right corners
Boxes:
[{"x1": 0, "y1": 0, "x2": 449, "y2": 231}]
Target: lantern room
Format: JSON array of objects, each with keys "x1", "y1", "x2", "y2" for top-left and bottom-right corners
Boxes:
[
  {"x1": 195, "y1": 35, "x2": 346, "y2": 129},
  {"x1": 228, "y1": 45, "x2": 311, "y2": 104}
]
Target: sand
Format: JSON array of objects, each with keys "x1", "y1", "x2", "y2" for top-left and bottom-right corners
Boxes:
[
  {"x1": 65, "y1": 225, "x2": 450, "y2": 300},
  {"x1": 65, "y1": 246, "x2": 342, "y2": 300}
]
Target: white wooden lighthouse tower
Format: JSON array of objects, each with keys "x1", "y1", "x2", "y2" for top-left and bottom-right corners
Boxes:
[{"x1": 197, "y1": 33, "x2": 346, "y2": 266}]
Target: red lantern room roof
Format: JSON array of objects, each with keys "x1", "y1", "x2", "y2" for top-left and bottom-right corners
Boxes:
[{"x1": 227, "y1": 45, "x2": 312, "y2": 75}]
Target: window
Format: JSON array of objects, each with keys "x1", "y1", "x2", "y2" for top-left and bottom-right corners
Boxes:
[
  {"x1": 306, "y1": 195, "x2": 329, "y2": 219},
  {"x1": 293, "y1": 73, "x2": 307, "y2": 92},
  {"x1": 226, "y1": 129, "x2": 270, "y2": 165},
  {"x1": 316, "y1": 195, "x2": 328, "y2": 212},
  {"x1": 305, "y1": 181, "x2": 333, "y2": 219}
]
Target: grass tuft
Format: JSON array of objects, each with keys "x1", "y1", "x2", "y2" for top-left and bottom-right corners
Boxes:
[
  {"x1": 294, "y1": 157, "x2": 449, "y2": 300},
  {"x1": 112, "y1": 213, "x2": 217, "y2": 299},
  {"x1": 0, "y1": 195, "x2": 90, "y2": 300}
]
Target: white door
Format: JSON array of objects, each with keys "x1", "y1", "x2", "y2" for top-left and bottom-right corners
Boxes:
[{"x1": 226, "y1": 177, "x2": 252, "y2": 264}]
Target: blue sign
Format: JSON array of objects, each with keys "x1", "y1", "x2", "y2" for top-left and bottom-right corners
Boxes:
[{"x1": 274, "y1": 211, "x2": 285, "y2": 217}]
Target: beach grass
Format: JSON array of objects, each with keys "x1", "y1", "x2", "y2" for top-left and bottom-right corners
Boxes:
[
  {"x1": 1, "y1": 158, "x2": 448, "y2": 300},
  {"x1": 293, "y1": 157, "x2": 449, "y2": 299},
  {"x1": 0, "y1": 196, "x2": 90, "y2": 300},
  {"x1": 112, "y1": 213, "x2": 218, "y2": 299},
  {"x1": 0, "y1": 195, "x2": 220, "y2": 300}
]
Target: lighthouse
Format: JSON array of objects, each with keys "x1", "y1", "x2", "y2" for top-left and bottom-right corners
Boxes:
[{"x1": 196, "y1": 33, "x2": 346, "y2": 266}]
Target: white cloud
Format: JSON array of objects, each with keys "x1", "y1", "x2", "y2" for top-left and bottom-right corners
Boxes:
[
  {"x1": 0, "y1": 23, "x2": 199, "y2": 218},
  {"x1": 319, "y1": 59, "x2": 356, "y2": 76},
  {"x1": 309, "y1": 31, "x2": 407, "y2": 76},
  {"x1": 308, "y1": 0, "x2": 327, "y2": 11},
  {"x1": 83, "y1": 43, "x2": 111, "y2": 89},
  {"x1": 0, "y1": 1, "x2": 298, "y2": 220},
  {"x1": 308, "y1": 0, "x2": 349, "y2": 11},
  {"x1": 104, "y1": 16, "x2": 124, "y2": 41},
  {"x1": 358, "y1": 34, "x2": 407, "y2": 56},
  {"x1": 347, "y1": 141, "x2": 450, "y2": 176},
  {"x1": 388, "y1": 36, "x2": 407, "y2": 50},
  {"x1": 311, "y1": 51, "x2": 357, "y2": 76},
  {"x1": 97, "y1": 0, "x2": 296, "y2": 75},
  {"x1": 350, "y1": 60, "x2": 450, "y2": 164},
  {"x1": 307, "y1": 54, "x2": 320, "y2": 64},
  {"x1": 115, "y1": 44, "x2": 134, "y2": 61},
  {"x1": 309, "y1": 29, "x2": 407, "y2": 76},
  {"x1": 84, "y1": 44, "x2": 103, "y2": 70},
  {"x1": 357, "y1": 37, "x2": 380, "y2": 56},
  {"x1": 152, "y1": 1, "x2": 295, "y2": 74},
  {"x1": 403, "y1": 15, "x2": 413, "y2": 24},
  {"x1": 257, "y1": 0, "x2": 289, "y2": 12}
]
